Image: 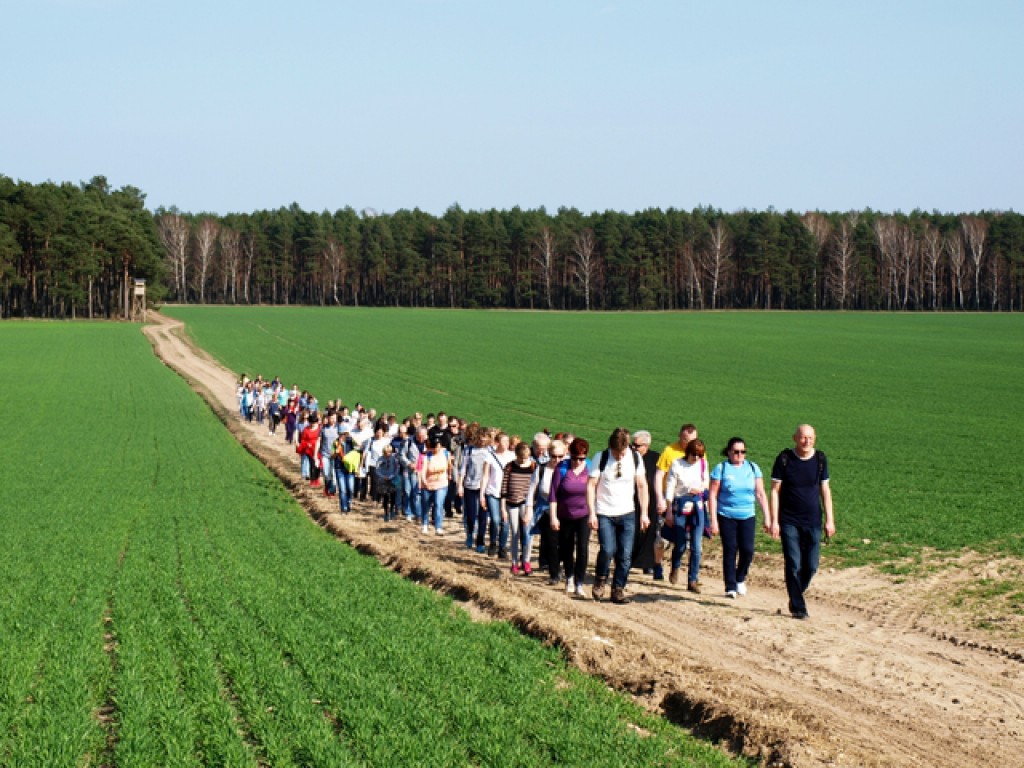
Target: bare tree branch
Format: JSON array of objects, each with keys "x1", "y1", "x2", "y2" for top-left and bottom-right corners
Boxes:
[{"x1": 571, "y1": 228, "x2": 597, "y2": 310}]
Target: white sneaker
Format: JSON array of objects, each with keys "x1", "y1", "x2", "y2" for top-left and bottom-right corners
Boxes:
[
  {"x1": 574, "y1": 583, "x2": 586, "y2": 598},
  {"x1": 566, "y1": 577, "x2": 575, "y2": 594},
  {"x1": 725, "y1": 590, "x2": 738, "y2": 599},
  {"x1": 736, "y1": 582, "x2": 747, "y2": 596},
  {"x1": 422, "y1": 524, "x2": 429, "y2": 534}
]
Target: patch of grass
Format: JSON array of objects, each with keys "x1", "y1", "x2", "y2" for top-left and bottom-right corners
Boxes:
[
  {"x1": 953, "y1": 579, "x2": 1024, "y2": 606},
  {"x1": 0, "y1": 322, "x2": 744, "y2": 767}
]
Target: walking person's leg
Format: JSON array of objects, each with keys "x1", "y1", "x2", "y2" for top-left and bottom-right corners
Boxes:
[
  {"x1": 735, "y1": 516, "x2": 756, "y2": 592},
  {"x1": 719, "y1": 516, "x2": 740, "y2": 595},
  {"x1": 780, "y1": 522, "x2": 808, "y2": 616},
  {"x1": 686, "y1": 506, "x2": 704, "y2": 590}
]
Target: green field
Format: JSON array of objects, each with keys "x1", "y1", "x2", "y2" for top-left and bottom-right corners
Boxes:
[
  {"x1": 0, "y1": 322, "x2": 742, "y2": 767},
  {"x1": 167, "y1": 306, "x2": 1024, "y2": 564}
]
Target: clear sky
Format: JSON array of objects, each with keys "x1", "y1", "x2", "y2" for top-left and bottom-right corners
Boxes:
[{"x1": 2, "y1": 0, "x2": 1021, "y2": 216}]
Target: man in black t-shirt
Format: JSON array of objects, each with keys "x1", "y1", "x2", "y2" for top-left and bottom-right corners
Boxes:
[
  {"x1": 769, "y1": 424, "x2": 835, "y2": 620},
  {"x1": 428, "y1": 411, "x2": 452, "y2": 450}
]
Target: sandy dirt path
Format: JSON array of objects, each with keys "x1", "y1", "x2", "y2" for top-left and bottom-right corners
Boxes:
[{"x1": 143, "y1": 311, "x2": 1024, "y2": 768}]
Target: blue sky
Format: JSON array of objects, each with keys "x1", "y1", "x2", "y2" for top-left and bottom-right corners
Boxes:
[{"x1": 2, "y1": 0, "x2": 1021, "y2": 216}]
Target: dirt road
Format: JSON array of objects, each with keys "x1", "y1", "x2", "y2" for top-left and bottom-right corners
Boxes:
[{"x1": 143, "y1": 312, "x2": 1024, "y2": 767}]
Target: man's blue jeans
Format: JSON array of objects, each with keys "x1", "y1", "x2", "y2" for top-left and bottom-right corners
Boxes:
[
  {"x1": 780, "y1": 522, "x2": 821, "y2": 614},
  {"x1": 596, "y1": 513, "x2": 636, "y2": 589},
  {"x1": 403, "y1": 470, "x2": 421, "y2": 521},
  {"x1": 334, "y1": 464, "x2": 354, "y2": 512}
]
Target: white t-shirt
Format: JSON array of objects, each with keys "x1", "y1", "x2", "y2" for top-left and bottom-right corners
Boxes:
[{"x1": 591, "y1": 449, "x2": 640, "y2": 518}]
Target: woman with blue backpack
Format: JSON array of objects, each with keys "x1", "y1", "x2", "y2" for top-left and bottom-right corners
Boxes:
[{"x1": 708, "y1": 437, "x2": 771, "y2": 599}]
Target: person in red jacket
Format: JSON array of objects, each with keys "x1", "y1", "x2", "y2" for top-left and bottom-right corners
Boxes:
[{"x1": 297, "y1": 412, "x2": 322, "y2": 487}]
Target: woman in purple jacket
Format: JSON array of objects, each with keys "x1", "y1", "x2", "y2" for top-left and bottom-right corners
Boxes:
[{"x1": 549, "y1": 438, "x2": 592, "y2": 598}]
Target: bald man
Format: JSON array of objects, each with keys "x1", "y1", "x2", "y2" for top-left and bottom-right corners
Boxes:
[{"x1": 769, "y1": 424, "x2": 835, "y2": 620}]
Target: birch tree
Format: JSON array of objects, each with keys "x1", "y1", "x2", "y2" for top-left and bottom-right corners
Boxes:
[
  {"x1": 242, "y1": 231, "x2": 256, "y2": 304},
  {"x1": 218, "y1": 226, "x2": 241, "y2": 304},
  {"x1": 322, "y1": 238, "x2": 346, "y2": 305},
  {"x1": 945, "y1": 231, "x2": 966, "y2": 309},
  {"x1": 921, "y1": 223, "x2": 942, "y2": 310},
  {"x1": 828, "y1": 213, "x2": 859, "y2": 309},
  {"x1": 701, "y1": 219, "x2": 731, "y2": 309},
  {"x1": 192, "y1": 218, "x2": 219, "y2": 304},
  {"x1": 531, "y1": 226, "x2": 556, "y2": 310},
  {"x1": 895, "y1": 222, "x2": 917, "y2": 309},
  {"x1": 801, "y1": 212, "x2": 832, "y2": 309},
  {"x1": 571, "y1": 228, "x2": 597, "y2": 310},
  {"x1": 873, "y1": 217, "x2": 901, "y2": 310},
  {"x1": 961, "y1": 215, "x2": 988, "y2": 309},
  {"x1": 157, "y1": 212, "x2": 190, "y2": 302}
]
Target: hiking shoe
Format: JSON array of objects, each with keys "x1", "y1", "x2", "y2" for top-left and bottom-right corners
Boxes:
[
  {"x1": 574, "y1": 583, "x2": 586, "y2": 598},
  {"x1": 791, "y1": 610, "x2": 809, "y2": 620},
  {"x1": 610, "y1": 587, "x2": 630, "y2": 605},
  {"x1": 669, "y1": 568, "x2": 680, "y2": 586},
  {"x1": 736, "y1": 581, "x2": 747, "y2": 596},
  {"x1": 652, "y1": 564, "x2": 664, "y2": 581},
  {"x1": 497, "y1": 548, "x2": 508, "y2": 561},
  {"x1": 511, "y1": 564, "x2": 520, "y2": 576},
  {"x1": 592, "y1": 578, "x2": 607, "y2": 601},
  {"x1": 548, "y1": 575, "x2": 560, "y2": 586},
  {"x1": 487, "y1": 544, "x2": 497, "y2": 557},
  {"x1": 725, "y1": 590, "x2": 738, "y2": 599},
  {"x1": 687, "y1": 581, "x2": 701, "y2": 594},
  {"x1": 566, "y1": 576, "x2": 576, "y2": 594},
  {"x1": 522, "y1": 562, "x2": 532, "y2": 576}
]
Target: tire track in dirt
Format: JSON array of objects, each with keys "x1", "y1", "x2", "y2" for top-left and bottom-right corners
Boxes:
[{"x1": 142, "y1": 310, "x2": 1024, "y2": 768}]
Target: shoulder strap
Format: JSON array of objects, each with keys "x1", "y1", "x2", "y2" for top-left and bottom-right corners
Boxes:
[{"x1": 597, "y1": 449, "x2": 640, "y2": 474}]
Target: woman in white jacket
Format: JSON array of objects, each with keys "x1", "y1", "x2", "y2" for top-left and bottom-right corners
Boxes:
[{"x1": 662, "y1": 439, "x2": 710, "y2": 593}]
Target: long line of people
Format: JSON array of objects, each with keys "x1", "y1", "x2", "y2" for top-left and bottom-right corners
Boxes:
[{"x1": 236, "y1": 373, "x2": 827, "y2": 613}]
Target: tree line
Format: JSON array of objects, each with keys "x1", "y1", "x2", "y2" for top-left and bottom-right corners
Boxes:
[
  {"x1": 3, "y1": 174, "x2": 1023, "y2": 317},
  {"x1": 0, "y1": 176, "x2": 164, "y2": 318}
]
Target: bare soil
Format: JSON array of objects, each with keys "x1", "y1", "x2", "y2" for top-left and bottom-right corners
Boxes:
[{"x1": 143, "y1": 311, "x2": 1024, "y2": 768}]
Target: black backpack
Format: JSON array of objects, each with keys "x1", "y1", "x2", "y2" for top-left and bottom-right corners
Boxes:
[{"x1": 597, "y1": 448, "x2": 642, "y2": 474}]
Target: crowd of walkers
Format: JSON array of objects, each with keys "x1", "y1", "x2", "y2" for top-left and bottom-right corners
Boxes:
[{"x1": 236, "y1": 374, "x2": 835, "y2": 617}]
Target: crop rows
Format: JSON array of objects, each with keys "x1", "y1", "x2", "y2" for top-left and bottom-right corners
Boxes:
[{"x1": 0, "y1": 322, "x2": 739, "y2": 767}]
